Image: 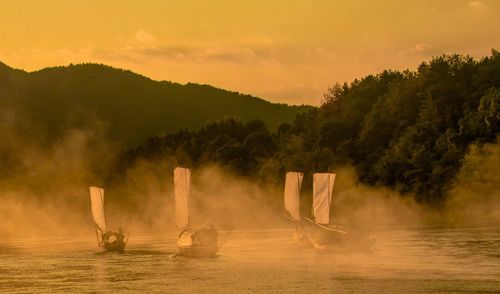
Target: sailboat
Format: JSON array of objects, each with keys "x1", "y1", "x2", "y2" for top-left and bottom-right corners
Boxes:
[
  {"x1": 174, "y1": 167, "x2": 220, "y2": 257},
  {"x1": 284, "y1": 172, "x2": 346, "y2": 248},
  {"x1": 89, "y1": 186, "x2": 127, "y2": 253}
]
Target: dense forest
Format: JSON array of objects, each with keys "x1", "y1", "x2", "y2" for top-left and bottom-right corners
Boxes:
[{"x1": 120, "y1": 51, "x2": 500, "y2": 205}]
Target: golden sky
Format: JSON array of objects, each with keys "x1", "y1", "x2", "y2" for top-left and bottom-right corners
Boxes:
[{"x1": 1, "y1": 0, "x2": 499, "y2": 105}]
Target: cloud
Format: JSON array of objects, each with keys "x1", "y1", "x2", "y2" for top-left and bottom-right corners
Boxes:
[
  {"x1": 397, "y1": 43, "x2": 453, "y2": 62},
  {"x1": 134, "y1": 30, "x2": 157, "y2": 43},
  {"x1": 468, "y1": 0, "x2": 485, "y2": 9},
  {"x1": 90, "y1": 44, "x2": 279, "y2": 66},
  {"x1": 397, "y1": 43, "x2": 437, "y2": 57},
  {"x1": 253, "y1": 84, "x2": 324, "y2": 105}
]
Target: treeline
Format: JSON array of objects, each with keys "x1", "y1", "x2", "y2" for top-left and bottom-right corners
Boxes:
[{"x1": 118, "y1": 51, "x2": 500, "y2": 204}]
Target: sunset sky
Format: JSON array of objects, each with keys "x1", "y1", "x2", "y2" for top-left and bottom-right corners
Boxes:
[{"x1": 1, "y1": 0, "x2": 499, "y2": 105}]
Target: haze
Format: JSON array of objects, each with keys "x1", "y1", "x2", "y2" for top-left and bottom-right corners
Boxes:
[{"x1": 1, "y1": 0, "x2": 499, "y2": 105}]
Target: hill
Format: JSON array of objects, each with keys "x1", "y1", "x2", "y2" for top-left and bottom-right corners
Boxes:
[{"x1": 0, "y1": 62, "x2": 312, "y2": 147}]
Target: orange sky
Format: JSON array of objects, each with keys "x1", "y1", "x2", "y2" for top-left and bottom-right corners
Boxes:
[{"x1": 1, "y1": 0, "x2": 499, "y2": 105}]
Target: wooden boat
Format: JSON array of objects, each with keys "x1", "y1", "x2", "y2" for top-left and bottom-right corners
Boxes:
[
  {"x1": 173, "y1": 167, "x2": 220, "y2": 257},
  {"x1": 177, "y1": 227, "x2": 219, "y2": 257},
  {"x1": 89, "y1": 186, "x2": 127, "y2": 253},
  {"x1": 284, "y1": 172, "x2": 346, "y2": 248}
]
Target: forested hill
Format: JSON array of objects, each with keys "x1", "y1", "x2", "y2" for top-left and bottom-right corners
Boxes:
[
  {"x1": 122, "y1": 51, "x2": 500, "y2": 204},
  {"x1": 0, "y1": 62, "x2": 311, "y2": 147}
]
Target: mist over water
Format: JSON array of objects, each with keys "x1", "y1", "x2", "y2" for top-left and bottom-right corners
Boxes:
[
  {"x1": 1, "y1": 94, "x2": 499, "y2": 237},
  {"x1": 1, "y1": 141, "x2": 499, "y2": 235},
  {"x1": 444, "y1": 142, "x2": 500, "y2": 226},
  {"x1": 0, "y1": 111, "x2": 499, "y2": 292}
]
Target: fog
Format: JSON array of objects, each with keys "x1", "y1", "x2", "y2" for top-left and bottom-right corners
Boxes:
[
  {"x1": 0, "y1": 109, "x2": 114, "y2": 238},
  {"x1": 444, "y1": 141, "x2": 500, "y2": 226},
  {"x1": 0, "y1": 112, "x2": 498, "y2": 241}
]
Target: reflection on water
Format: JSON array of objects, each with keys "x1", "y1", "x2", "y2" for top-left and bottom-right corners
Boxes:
[{"x1": 0, "y1": 228, "x2": 499, "y2": 293}]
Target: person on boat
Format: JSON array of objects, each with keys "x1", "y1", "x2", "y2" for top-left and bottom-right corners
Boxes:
[
  {"x1": 192, "y1": 225, "x2": 218, "y2": 247},
  {"x1": 101, "y1": 231, "x2": 112, "y2": 244},
  {"x1": 101, "y1": 229, "x2": 125, "y2": 245},
  {"x1": 116, "y1": 228, "x2": 125, "y2": 244}
]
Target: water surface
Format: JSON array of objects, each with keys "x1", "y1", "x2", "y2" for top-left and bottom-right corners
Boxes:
[{"x1": 0, "y1": 227, "x2": 499, "y2": 293}]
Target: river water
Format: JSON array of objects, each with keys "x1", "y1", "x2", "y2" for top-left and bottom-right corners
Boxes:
[{"x1": 0, "y1": 227, "x2": 499, "y2": 293}]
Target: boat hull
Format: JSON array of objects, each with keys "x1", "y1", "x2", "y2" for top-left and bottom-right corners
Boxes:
[
  {"x1": 177, "y1": 228, "x2": 219, "y2": 257},
  {"x1": 298, "y1": 220, "x2": 374, "y2": 250},
  {"x1": 305, "y1": 226, "x2": 345, "y2": 249},
  {"x1": 177, "y1": 244, "x2": 219, "y2": 257},
  {"x1": 103, "y1": 240, "x2": 126, "y2": 253}
]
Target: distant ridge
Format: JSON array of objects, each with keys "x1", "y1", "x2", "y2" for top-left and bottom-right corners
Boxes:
[{"x1": 0, "y1": 62, "x2": 312, "y2": 147}]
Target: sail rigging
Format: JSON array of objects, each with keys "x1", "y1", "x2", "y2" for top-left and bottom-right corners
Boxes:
[
  {"x1": 312, "y1": 173, "x2": 336, "y2": 225},
  {"x1": 174, "y1": 167, "x2": 190, "y2": 229},
  {"x1": 89, "y1": 186, "x2": 107, "y2": 232},
  {"x1": 284, "y1": 171, "x2": 303, "y2": 222}
]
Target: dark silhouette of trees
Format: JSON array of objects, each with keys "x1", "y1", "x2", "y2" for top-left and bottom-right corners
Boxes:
[{"x1": 121, "y1": 51, "x2": 500, "y2": 205}]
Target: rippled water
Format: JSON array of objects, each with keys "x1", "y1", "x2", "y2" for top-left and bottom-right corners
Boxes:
[{"x1": 0, "y1": 227, "x2": 499, "y2": 293}]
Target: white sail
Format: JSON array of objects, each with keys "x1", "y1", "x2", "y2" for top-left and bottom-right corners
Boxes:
[
  {"x1": 284, "y1": 171, "x2": 303, "y2": 222},
  {"x1": 312, "y1": 173, "x2": 336, "y2": 225},
  {"x1": 89, "y1": 186, "x2": 107, "y2": 232},
  {"x1": 174, "y1": 167, "x2": 190, "y2": 229}
]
